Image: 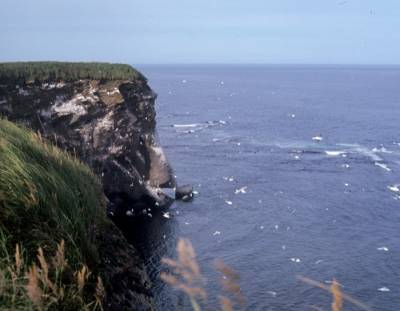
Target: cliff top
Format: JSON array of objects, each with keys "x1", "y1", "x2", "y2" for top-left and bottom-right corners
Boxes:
[{"x1": 0, "y1": 61, "x2": 146, "y2": 84}]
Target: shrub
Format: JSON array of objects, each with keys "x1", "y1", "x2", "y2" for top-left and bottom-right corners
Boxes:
[{"x1": 0, "y1": 62, "x2": 146, "y2": 84}]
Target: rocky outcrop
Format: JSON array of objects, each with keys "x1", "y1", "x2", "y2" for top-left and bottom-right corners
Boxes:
[{"x1": 0, "y1": 76, "x2": 176, "y2": 216}]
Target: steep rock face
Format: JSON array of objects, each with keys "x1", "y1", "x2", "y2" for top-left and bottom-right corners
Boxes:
[
  {"x1": 97, "y1": 221, "x2": 154, "y2": 310},
  {"x1": 0, "y1": 78, "x2": 175, "y2": 216}
]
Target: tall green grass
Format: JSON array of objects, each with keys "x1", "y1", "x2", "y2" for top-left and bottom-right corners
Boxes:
[{"x1": 0, "y1": 118, "x2": 107, "y2": 309}]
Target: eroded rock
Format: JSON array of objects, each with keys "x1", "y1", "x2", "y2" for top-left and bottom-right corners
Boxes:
[{"x1": 176, "y1": 184, "x2": 194, "y2": 201}]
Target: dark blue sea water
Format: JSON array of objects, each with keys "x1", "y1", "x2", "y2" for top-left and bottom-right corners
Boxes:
[{"x1": 130, "y1": 65, "x2": 400, "y2": 310}]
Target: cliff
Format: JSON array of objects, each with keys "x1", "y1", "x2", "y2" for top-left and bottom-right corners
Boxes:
[
  {"x1": 0, "y1": 62, "x2": 184, "y2": 310},
  {"x1": 0, "y1": 62, "x2": 177, "y2": 217}
]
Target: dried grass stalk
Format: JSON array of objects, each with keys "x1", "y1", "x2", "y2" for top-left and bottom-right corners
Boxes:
[
  {"x1": 331, "y1": 279, "x2": 343, "y2": 311},
  {"x1": 160, "y1": 238, "x2": 207, "y2": 307},
  {"x1": 215, "y1": 259, "x2": 245, "y2": 306},
  {"x1": 26, "y1": 265, "x2": 43, "y2": 309},
  {"x1": 298, "y1": 276, "x2": 372, "y2": 311},
  {"x1": 15, "y1": 243, "x2": 22, "y2": 275},
  {"x1": 95, "y1": 276, "x2": 106, "y2": 308},
  {"x1": 54, "y1": 240, "x2": 67, "y2": 271},
  {"x1": 75, "y1": 265, "x2": 90, "y2": 294},
  {"x1": 219, "y1": 295, "x2": 233, "y2": 311}
]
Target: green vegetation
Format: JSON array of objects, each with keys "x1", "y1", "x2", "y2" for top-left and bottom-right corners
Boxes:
[
  {"x1": 0, "y1": 118, "x2": 106, "y2": 309},
  {"x1": 0, "y1": 62, "x2": 146, "y2": 84}
]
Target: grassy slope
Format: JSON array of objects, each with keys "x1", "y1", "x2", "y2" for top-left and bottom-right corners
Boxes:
[
  {"x1": 0, "y1": 61, "x2": 146, "y2": 84},
  {"x1": 0, "y1": 119, "x2": 107, "y2": 309}
]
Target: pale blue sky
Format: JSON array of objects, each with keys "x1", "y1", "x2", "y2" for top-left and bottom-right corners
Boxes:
[{"x1": 1, "y1": 0, "x2": 399, "y2": 64}]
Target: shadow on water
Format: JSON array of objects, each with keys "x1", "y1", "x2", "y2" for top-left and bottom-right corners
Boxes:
[{"x1": 114, "y1": 207, "x2": 181, "y2": 308}]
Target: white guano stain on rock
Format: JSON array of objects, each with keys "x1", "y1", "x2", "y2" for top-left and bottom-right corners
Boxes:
[
  {"x1": 52, "y1": 95, "x2": 87, "y2": 117},
  {"x1": 18, "y1": 88, "x2": 30, "y2": 96},
  {"x1": 148, "y1": 144, "x2": 171, "y2": 186},
  {"x1": 42, "y1": 83, "x2": 56, "y2": 90},
  {"x1": 96, "y1": 110, "x2": 114, "y2": 131},
  {"x1": 108, "y1": 144, "x2": 123, "y2": 155},
  {"x1": 41, "y1": 82, "x2": 65, "y2": 90},
  {"x1": 93, "y1": 111, "x2": 115, "y2": 148},
  {"x1": 75, "y1": 93, "x2": 99, "y2": 103},
  {"x1": 135, "y1": 150, "x2": 146, "y2": 164},
  {"x1": 107, "y1": 88, "x2": 120, "y2": 96}
]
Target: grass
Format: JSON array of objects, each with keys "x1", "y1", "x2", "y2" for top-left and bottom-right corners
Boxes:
[
  {"x1": 299, "y1": 276, "x2": 372, "y2": 311},
  {"x1": 0, "y1": 238, "x2": 104, "y2": 310},
  {"x1": 0, "y1": 118, "x2": 108, "y2": 309},
  {"x1": 161, "y1": 238, "x2": 372, "y2": 311},
  {"x1": 160, "y1": 239, "x2": 207, "y2": 311},
  {"x1": 0, "y1": 62, "x2": 146, "y2": 84},
  {"x1": 161, "y1": 238, "x2": 244, "y2": 311}
]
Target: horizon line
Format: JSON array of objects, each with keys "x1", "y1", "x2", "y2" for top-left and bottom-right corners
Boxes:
[{"x1": 134, "y1": 62, "x2": 400, "y2": 67}]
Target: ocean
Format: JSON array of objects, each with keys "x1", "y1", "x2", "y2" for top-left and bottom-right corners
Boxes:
[{"x1": 126, "y1": 65, "x2": 400, "y2": 310}]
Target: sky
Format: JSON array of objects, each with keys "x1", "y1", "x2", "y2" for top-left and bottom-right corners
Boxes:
[{"x1": 1, "y1": 0, "x2": 400, "y2": 64}]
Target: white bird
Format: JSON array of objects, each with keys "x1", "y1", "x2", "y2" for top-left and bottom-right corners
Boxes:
[
  {"x1": 388, "y1": 185, "x2": 400, "y2": 192},
  {"x1": 377, "y1": 246, "x2": 389, "y2": 252},
  {"x1": 235, "y1": 186, "x2": 248, "y2": 194}
]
